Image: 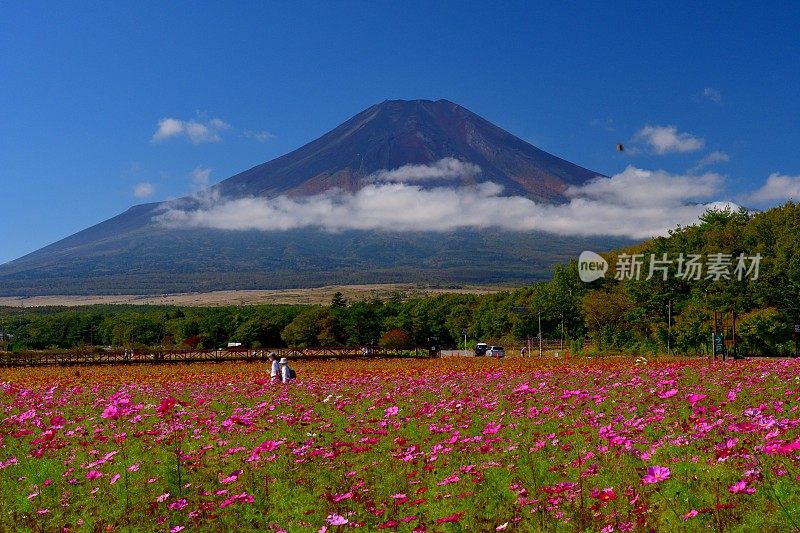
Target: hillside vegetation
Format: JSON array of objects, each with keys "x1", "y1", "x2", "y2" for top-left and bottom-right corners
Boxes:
[{"x1": 2, "y1": 203, "x2": 798, "y2": 355}]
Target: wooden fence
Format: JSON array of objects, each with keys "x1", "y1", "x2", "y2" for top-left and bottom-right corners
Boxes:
[{"x1": 0, "y1": 347, "x2": 432, "y2": 368}]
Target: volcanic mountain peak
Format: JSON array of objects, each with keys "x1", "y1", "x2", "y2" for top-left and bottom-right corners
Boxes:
[
  {"x1": 0, "y1": 99, "x2": 619, "y2": 296},
  {"x1": 216, "y1": 98, "x2": 602, "y2": 202}
]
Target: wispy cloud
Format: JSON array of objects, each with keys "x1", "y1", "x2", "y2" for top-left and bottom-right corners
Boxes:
[
  {"x1": 152, "y1": 117, "x2": 231, "y2": 144},
  {"x1": 243, "y1": 129, "x2": 275, "y2": 142},
  {"x1": 153, "y1": 160, "x2": 732, "y2": 240},
  {"x1": 371, "y1": 157, "x2": 481, "y2": 182},
  {"x1": 693, "y1": 150, "x2": 730, "y2": 171},
  {"x1": 589, "y1": 118, "x2": 615, "y2": 132},
  {"x1": 133, "y1": 182, "x2": 155, "y2": 198},
  {"x1": 191, "y1": 166, "x2": 212, "y2": 189},
  {"x1": 566, "y1": 166, "x2": 723, "y2": 207},
  {"x1": 634, "y1": 125, "x2": 705, "y2": 155},
  {"x1": 741, "y1": 173, "x2": 800, "y2": 205},
  {"x1": 702, "y1": 87, "x2": 722, "y2": 103}
]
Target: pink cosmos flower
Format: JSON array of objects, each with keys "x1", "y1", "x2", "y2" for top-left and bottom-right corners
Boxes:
[
  {"x1": 658, "y1": 388, "x2": 678, "y2": 399},
  {"x1": 102, "y1": 405, "x2": 120, "y2": 420},
  {"x1": 169, "y1": 499, "x2": 189, "y2": 510},
  {"x1": 687, "y1": 393, "x2": 706, "y2": 405},
  {"x1": 170, "y1": 527, "x2": 185, "y2": 533},
  {"x1": 482, "y1": 423, "x2": 501, "y2": 435},
  {"x1": 156, "y1": 396, "x2": 178, "y2": 416},
  {"x1": 436, "y1": 512, "x2": 465, "y2": 524},
  {"x1": 683, "y1": 509, "x2": 698, "y2": 520},
  {"x1": 384, "y1": 405, "x2": 399, "y2": 418},
  {"x1": 590, "y1": 487, "x2": 617, "y2": 502},
  {"x1": 437, "y1": 474, "x2": 460, "y2": 486},
  {"x1": 729, "y1": 480, "x2": 756, "y2": 494},
  {"x1": 642, "y1": 465, "x2": 670, "y2": 484},
  {"x1": 326, "y1": 513, "x2": 348, "y2": 526},
  {"x1": 109, "y1": 474, "x2": 121, "y2": 485},
  {"x1": 156, "y1": 492, "x2": 171, "y2": 503},
  {"x1": 86, "y1": 470, "x2": 102, "y2": 481}
]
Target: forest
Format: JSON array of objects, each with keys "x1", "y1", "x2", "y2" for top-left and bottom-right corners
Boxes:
[{"x1": 1, "y1": 203, "x2": 798, "y2": 356}]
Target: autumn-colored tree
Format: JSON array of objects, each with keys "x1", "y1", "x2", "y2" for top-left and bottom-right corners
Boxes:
[{"x1": 379, "y1": 328, "x2": 413, "y2": 349}]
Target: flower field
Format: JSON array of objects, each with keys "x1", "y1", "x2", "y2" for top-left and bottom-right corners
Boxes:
[{"x1": 3, "y1": 358, "x2": 800, "y2": 532}]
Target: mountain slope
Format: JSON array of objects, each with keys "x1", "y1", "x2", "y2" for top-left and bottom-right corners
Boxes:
[
  {"x1": 0, "y1": 99, "x2": 625, "y2": 296},
  {"x1": 216, "y1": 99, "x2": 602, "y2": 202}
]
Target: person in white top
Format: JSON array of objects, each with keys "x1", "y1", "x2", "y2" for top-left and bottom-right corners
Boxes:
[
  {"x1": 269, "y1": 353, "x2": 280, "y2": 381},
  {"x1": 279, "y1": 357, "x2": 294, "y2": 383}
]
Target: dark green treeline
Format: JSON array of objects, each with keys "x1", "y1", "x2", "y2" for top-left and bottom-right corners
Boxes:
[{"x1": 2, "y1": 203, "x2": 799, "y2": 356}]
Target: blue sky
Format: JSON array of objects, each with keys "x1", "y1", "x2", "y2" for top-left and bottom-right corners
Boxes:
[{"x1": 2, "y1": 2, "x2": 800, "y2": 264}]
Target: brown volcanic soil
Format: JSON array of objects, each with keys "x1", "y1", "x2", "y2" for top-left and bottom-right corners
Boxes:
[{"x1": 0, "y1": 284, "x2": 503, "y2": 308}]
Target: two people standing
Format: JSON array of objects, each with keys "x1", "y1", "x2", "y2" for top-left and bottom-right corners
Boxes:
[{"x1": 268, "y1": 352, "x2": 295, "y2": 383}]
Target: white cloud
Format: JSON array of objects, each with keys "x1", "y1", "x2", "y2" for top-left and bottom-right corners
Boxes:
[
  {"x1": 153, "y1": 160, "x2": 731, "y2": 240},
  {"x1": 693, "y1": 151, "x2": 730, "y2": 170},
  {"x1": 589, "y1": 118, "x2": 615, "y2": 132},
  {"x1": 152, "y1": 117, "x2": 231, "y2": 144},
  {"x1": 244, "y1": 130, "x2": 275, "y2": 142},
  {"x1": 191, "y1": 166, "x2": 212, "y2": 188},
  {"x1": 371, "y1": 157, "x2": 481, "y2": 182},
  {"x1": 634, "y1": 125, "x2": 705, "y2": 154},
  {"x1": 566, "y1": 166, "x2": 723, "y2": 207},
  {"x1": 742, "y1": 173, "x2": 800, "y2": 204},
  {"x1": 133, "y1": 182, "x2": 155, "y2": 198},
  {"x1": 702, "y1": 87, "x2": 722, "y2": 103}
]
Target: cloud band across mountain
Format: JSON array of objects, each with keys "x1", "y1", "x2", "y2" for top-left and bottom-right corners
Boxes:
[{"x1": 154, "y1": 160, "x2": 730, "y2": 240}]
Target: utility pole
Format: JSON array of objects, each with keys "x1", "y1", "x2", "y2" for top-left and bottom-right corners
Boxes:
[
  {"x1": 667, "y1": 299, "x2": 671, "y2": 356},
  {"x1": 538, "y1": 311, "x2": 543, "y2": 357}
]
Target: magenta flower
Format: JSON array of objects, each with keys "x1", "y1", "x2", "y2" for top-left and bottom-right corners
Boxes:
[
  {"x1": 642, "y1": 465, "x2": 670, "y2": 484},
  {"x1": 156, "y1": 396, "x2": 178, "y2": 416},
  {"x1": 590, "y1": 487, "x2": 617, "y2": 502},
  {"x1": 102, "y1": 404, "x2": 120, "y2": 420},
  {"x1": 326, "y1": 513, "x2": 348, "y2": 526},
  {"x1": 687, "y1": 393, "x2": 706, "y2": 405},
  {"x1": 482, "y1": 422, "x2": 501, "y2": 435},
  {"x1": 437, "y1": 474, "x2": 460, "y2": 486},
  {"x1": 729, "y1": 480, "x2": 756, "y2": 494},
  {"x1": 86, "y1": 470, "x2": 102, "y2": 480},
  {"x1": 169, "y1": 498, "x2": 189, "y2": 510},
  {"x1": 384, "y1": 405, "x2": 399, "y2": 418},
  {"x1": 658, "y1": 388, "x2": 678, "y2": 399},
  {"x1": 331, "y1": 491, "x2": 353, "y2": 502},
  {"x1": 436, "y1": 512, "x2": 465, "y2": 524}
]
